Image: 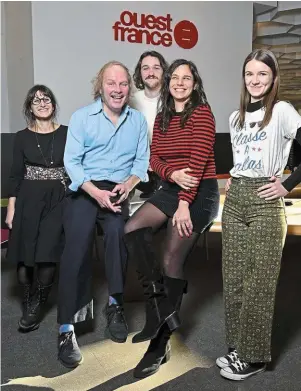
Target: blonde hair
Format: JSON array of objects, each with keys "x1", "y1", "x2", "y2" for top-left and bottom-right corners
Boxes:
[{"x1": 92, "y1": 61, "x2": 132, "y2": 101}]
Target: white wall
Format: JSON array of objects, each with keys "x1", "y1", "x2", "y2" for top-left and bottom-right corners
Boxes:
[
  {"x1": 1, "y1": 1, "x2": 34, "y2": 133},
  {"x1": 32, "y1": 1, "x2": 253, "y2": 132},
  {"x1": 1, "y1": 2, "x2": 10, "y2": 133}
]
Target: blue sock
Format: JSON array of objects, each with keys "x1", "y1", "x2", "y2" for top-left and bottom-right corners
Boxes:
[
  {"x1": 109, "y1": 293, "x2": 123, "y2": 306},
  {"x1": 59, "y1": 324, "x2": 74, "y2": 334},
  {"x1": 109, "y1": 296, "x2": 118, "y2": 306}
]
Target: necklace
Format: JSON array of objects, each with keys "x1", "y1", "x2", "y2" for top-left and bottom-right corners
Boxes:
[{"x1": 34, "y1": 123, "x2": 56, "y2": 166}]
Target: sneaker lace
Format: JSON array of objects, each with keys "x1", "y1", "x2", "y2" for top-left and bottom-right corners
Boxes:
[
  {"x1": 60, "y1": 331, "x2": 74, "y2": 349},
  {"x1": 29, "y1": 296, "x2": 40, "y2": 315},
  {"x1": 227, "y1": 350, "x2": 238, "y2": 362},
  {"x1": 232, "y1": 358, "x2": 249, "y2": 372},
  {"x1": 108, "y1": 305, "x2": 126, "y2": 324}
]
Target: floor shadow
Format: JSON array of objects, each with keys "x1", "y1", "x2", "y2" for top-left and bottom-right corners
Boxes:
[{"x1": 87, "y1": 368, "x2": 140, "y2": 391}]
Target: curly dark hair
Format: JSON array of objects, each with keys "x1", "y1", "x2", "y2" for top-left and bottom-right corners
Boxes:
[
  {"x1": 23, "y1": 84, "x2": 58, "y2": 125},
  {"x1": 133, "y1": 51, "x2": 168, "y2": 90},
  {"x1": 158, "y1": 59, "x2": 211, "y2": 132}
]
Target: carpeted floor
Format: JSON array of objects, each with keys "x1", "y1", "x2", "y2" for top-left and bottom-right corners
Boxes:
[{"x1": 1, "y1": 232, "x2": 301, "y2": 391}]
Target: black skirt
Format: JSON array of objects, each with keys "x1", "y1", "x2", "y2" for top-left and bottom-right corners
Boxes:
[
  {"x1": 7, "y1": 179, "x2": 65, "y2": 266},
  {"x1": 147, "y1": 178, "x2": 220, "y2": 233}
]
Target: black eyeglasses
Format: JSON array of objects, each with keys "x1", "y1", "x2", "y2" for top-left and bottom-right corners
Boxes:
[
  {"x1": 32, "y1": 97, "x2": 52, "y2": 106},
  {"x1": 249, "y1": 121, "x2": 263, "y2": 128}
]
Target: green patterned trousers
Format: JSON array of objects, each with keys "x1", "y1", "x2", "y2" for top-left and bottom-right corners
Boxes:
[{"x1": 222, "y1": 177, "x2": 287, "y2": 363}]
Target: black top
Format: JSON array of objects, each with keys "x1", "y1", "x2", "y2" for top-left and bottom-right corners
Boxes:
[
  {"x1": 8, "y1": 125, "x2": 68, "y2": 197},
  {"x1": 283, "y1": 128, "x2": 301, "y2": 191},
  {"x1": 246, "y1": 100, "x2": 263, "y2": 113}
]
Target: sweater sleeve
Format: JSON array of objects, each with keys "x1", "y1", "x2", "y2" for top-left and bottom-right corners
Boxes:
[
  {"x1": 8, "y1": 132, "x2": 25, "y2": 197},
  {"x1": 178, "y1": 106, "x2": 216, "y2": 204},
  {"x1": 282, "y1": 127, "x2": 301, "y2": 192},
  {"x1": 150, "y1": 115, "x2": 176, "y2": 180}
]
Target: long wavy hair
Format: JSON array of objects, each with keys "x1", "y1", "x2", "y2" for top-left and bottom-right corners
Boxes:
[
  {"x1": 158, "y1": 59, "x2": 211, "y2": 132},
  {"x1": 133, "y1": 51, "x2": 168, "y2": 90},
  {"x1": 233, "y1": 49, "x2": 280, "y2": 130}
]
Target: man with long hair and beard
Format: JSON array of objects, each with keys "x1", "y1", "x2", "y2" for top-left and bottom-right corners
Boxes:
[{"x1": 131, "y1": 51, "x2": 168, "y2": 199}]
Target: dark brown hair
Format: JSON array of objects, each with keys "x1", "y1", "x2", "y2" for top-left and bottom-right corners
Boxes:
[
  {"x1": 23, "y1": 85, "x2": 58, "y2": 125},
  {"x1": 133, "y1": 51, "x2": 168, "y2": 90},
  {"x1": 158, "y1": 59, "x2": 212, "y2": 132},
  {"x1": 234, "y1": 49, "x2": 279, "y2": 130}
]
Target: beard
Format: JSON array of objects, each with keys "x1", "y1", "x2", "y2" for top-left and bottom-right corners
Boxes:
[{"x1": 143, "y1": 77, "x2": 161, "y2": 90}]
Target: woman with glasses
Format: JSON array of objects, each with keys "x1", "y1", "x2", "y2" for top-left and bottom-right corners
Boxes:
[
  {"x1": 6, "y1": 85, "x2": 68, "y2": 332},
  {"x1": 217, "y1": 49, "x2": 301, "y2": 381}
]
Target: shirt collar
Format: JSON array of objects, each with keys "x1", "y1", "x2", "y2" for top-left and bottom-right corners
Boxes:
[
  {"x1": 88, "y1": 98, "x2": 130, "y2": 116},
  {"x1": 246, "y1": 100, "x2": 263, "y2": 113}
]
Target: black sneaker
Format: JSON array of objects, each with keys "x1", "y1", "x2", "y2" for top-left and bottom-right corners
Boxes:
[
  {"x1": 220, "y1": 358, "x2": 266, "y2": 380},
  {"x1": 104, "y1": 303, "x2": 128, "y2": 343},
  {"x1": 216, "y1": 348, "x2": 238, "y2": 369},
  {"x1": 58, "y1": 331, "x2": 83, "y2": 368}
]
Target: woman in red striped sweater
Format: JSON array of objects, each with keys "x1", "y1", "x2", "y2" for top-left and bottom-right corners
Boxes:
[{"x1": 124, "y1": 59, "x2": 220, "y2": 378}]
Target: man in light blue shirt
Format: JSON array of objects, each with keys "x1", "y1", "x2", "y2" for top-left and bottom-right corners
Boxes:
[{"x1": 57, "y1": 61, "x2": 149, "y2": 368}]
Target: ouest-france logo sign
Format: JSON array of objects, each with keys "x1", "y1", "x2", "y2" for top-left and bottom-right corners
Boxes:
[{"x1": 112, "y1": 11, "x2": 198, "y2": 49}]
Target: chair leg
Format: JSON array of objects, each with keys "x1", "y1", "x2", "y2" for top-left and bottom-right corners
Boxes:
[{"x1": 203, "y1": 231, "x2": 209, "y2": 261}]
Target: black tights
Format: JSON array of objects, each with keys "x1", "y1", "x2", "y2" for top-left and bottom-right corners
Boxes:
[
  {"x1": 17, "y1": 262, "x2": 56, "y2": 287},
  {"x1": 124, "y1": 202, "x2": 200, "y2": 279}
]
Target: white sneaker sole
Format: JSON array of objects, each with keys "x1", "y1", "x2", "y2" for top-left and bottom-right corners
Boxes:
[
  {"x1": 220, "y1": 365, "x2": 266, "y2": 381},
  {"x1": 216, "y1": 357, "x2": 231, "y2": 369}
]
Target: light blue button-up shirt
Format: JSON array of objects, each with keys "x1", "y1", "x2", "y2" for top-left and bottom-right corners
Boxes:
[{"x1": 64, "y1": 99, "x2": 150, "y2": 192}]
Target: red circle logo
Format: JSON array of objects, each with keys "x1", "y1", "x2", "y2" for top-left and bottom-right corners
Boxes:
[{"x1": 173, "y1": 20, "x2": 198, "y2": 49}]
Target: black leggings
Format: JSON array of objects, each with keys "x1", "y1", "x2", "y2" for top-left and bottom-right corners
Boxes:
[
  {"x1": 17, "y1": 262, "x2": 56, "y2": 287},
  {"x1": 124, "y1": 202, "x2": 200, "y2": 279}
]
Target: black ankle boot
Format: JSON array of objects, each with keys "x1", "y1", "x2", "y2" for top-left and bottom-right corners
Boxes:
[
  {"x1": 18, "y1": 284, "x2": 32, "y2": 331},
  {"x1": 18, "y1": 282, "x2": 52, "y2": 332},
  {"x1": 134, "y1": 324, "x2": 172, "y2": 379},
  {"x1": 132, "y1": 275, "x2": 188, "y2": 343},
  {"x1": 133, "y1": 276, "x2": 188, "y2": 377},
  {"x1": 124, "y1": 228, "x2": 180, "y2": 343}
]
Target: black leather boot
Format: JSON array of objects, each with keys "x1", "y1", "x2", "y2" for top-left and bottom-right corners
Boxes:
[
  {"x1": 164, "y1": 275, "x2": 188, "y2": 309},
  {"x1": 18, "y1": 282, "x2": 52, "y2": 332},
  {"x1": 133, "y1": 276, "x2": 188, "y2": 378},
  {"x1": 124, "y1": 228, "x2": 180, "y2": 342},
  {"x1": 18, "y1": 284, "x2": 32, "y2": 331},
  {"x1": 133, "y1": 275, "x2": 188, "y2": 343},
  {"x1": 134, "y1": 324, "x2": 172, "y2": 378}
]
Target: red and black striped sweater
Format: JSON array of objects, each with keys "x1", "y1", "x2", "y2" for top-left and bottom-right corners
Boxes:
[{"x1": 150, "y1": 104, "x2": 217, "y2": 204}]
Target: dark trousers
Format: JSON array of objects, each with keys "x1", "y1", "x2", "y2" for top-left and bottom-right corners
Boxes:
[{"x1": 57, "y1": 186, "x2": 128, "y2": 324}]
